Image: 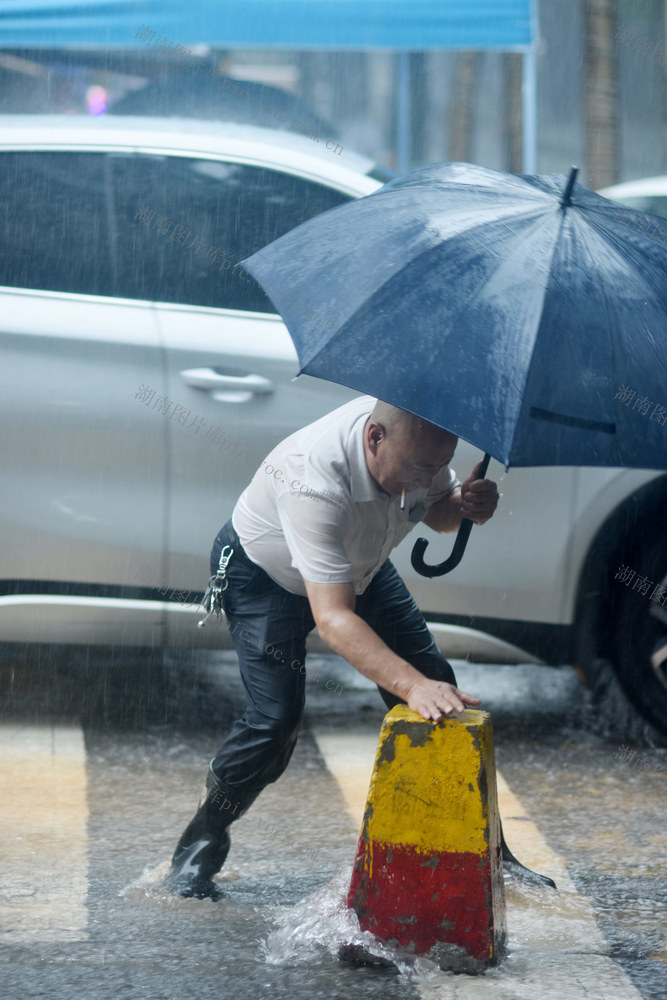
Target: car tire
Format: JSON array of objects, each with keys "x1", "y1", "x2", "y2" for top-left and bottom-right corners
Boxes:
[{"x1": 611, "y1": 535, "x2": 667, "y2": 736}]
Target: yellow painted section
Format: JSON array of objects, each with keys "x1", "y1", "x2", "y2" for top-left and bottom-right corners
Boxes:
[{"x1": 364, "y1": 705, "x2": 497, "y2": 856}]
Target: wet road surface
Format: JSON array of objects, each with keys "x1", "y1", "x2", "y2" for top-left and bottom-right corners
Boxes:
[{"x1": 0, "y1": 644, "x2": 665, "y2": 999}]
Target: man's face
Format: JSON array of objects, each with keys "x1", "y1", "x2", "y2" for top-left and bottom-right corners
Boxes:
[{"x1": 364, "y1": 419, "x2": 458, "y2": 497}]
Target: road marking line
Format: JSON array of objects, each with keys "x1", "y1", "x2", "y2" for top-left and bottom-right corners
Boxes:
[
  {"x1": 495, "y1": 770, "x2": 609, "y2": 952},
  {"x1": 312, "y1": 727, "x2": 642, "y2": 999},
  {"x1": 311, "y1": 731, "x2": 376, "y2": 825},
  {"x1": 0, "y1": 724, "x2": 88, "y2": 943}
]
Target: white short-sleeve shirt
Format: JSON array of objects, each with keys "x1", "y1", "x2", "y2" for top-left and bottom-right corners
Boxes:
[{"x1": 232, "y1": 396, "x2": 458, "y2": 596}]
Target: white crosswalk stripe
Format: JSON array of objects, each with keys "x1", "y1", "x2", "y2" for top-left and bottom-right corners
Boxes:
[{"x1": 0, "y1": 724, "x2": 88, "y2": 943}]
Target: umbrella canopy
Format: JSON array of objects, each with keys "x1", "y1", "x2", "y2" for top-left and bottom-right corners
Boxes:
[{"x1": 244, "y1": 161, "x2": 667, "y2": 471}]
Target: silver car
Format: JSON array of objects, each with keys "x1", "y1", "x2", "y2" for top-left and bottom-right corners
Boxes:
[
  {"x1": 599, "y1": 175, "x2": 667, "y2": 221},
  {"x1": 1, "y1": 116, "x2": 665, "y2": 735}
]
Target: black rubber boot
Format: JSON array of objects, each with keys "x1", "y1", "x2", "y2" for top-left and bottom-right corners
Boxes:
[
  {"x1": 164, "y1": 771, "x2": 244, "y2": 900},
  {"x1": 500, "y1": 820, "x2": 557, "y2": 889}
]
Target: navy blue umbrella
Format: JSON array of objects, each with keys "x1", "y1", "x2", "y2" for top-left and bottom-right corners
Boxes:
[{"x1": 244, "y1": 162, "x2": 667, "y2": 575}]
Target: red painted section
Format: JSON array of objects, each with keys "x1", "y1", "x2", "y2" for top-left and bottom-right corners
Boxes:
[{"x1": 347, "y1": 839, "x2": 499, "y2": 961}]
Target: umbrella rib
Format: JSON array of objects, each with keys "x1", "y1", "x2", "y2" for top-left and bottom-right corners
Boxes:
[{"x1": 504, "y1": 210, "x2": 568, "y2": 463}]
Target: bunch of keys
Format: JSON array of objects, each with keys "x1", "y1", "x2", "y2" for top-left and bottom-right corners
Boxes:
[{"x1": 197, "y1": 545, "x2": 234, "y2": 629}]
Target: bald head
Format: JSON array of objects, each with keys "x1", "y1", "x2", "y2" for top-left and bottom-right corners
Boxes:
[
  {"x1": 364, "y1": 401, "x2": 458, "y2": 496},
  {"x1": 370, "y1": 401, "x2": 455, "y2": 451}
]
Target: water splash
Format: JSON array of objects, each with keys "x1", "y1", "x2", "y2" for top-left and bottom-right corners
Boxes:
[
  {"x1": 119, "y1": 858, "x2": 240, "y2": 906},
  {"x1": 263, "y1": 864, "x2": 442, "y2": 979}
]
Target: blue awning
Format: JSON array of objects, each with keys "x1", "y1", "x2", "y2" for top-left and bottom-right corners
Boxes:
[{"x1": 0, "y1": 0, "x2": 536, "y2": 51}]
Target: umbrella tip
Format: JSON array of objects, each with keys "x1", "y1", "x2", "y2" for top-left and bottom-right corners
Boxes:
[{"x1": 560, "y1": 166, "x2": 579, "y2": 209}]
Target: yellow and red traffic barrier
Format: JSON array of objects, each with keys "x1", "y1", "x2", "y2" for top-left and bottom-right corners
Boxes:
[{"x1": 346, "y1": 705, "x2": 506, "y2": 971}]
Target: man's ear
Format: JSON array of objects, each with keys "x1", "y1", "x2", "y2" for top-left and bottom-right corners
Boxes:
[{"x1": 366, "y1": 422, "x2": 385, "y2": 453}]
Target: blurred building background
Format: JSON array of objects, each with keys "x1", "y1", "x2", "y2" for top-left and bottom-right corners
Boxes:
[{"x1": 0, "y1": 0, "x2": 664, "y2": 188}]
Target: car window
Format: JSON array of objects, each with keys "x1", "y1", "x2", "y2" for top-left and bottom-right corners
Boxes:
[
  {"x1": 109, "y1": 154, "x2": 351, "y2": 310},
  {"x1": 0, "y1": 151, "x2": 115, "y2": 297},
  {"x1": 0, "y1": 149, "x2": 351, "y2": 307}
]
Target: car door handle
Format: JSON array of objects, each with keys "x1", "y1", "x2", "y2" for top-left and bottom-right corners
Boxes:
[{"x1": 179, "y1": 367, "x2": 274, "y2": 395}]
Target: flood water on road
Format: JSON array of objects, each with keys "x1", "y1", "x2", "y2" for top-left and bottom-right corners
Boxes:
[{"x1": 0, "y1": 646, "x2": 665, "y2": 999}]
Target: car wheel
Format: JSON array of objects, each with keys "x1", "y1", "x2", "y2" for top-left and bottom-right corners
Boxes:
[{"x1": 612, "y1": 535, "x2": 667, "y2": 735}]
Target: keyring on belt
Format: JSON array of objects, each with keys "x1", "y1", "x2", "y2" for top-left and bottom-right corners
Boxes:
[{"x1": 197, "y1": 544, "x2": 235, "y2": 629}]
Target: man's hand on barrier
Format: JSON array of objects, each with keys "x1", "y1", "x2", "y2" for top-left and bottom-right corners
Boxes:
[
  {"x1": 405, "y1": 678, "x2": 481, "y2": 722},
  {"x1": 304, "y1": 579, "x2": 482, "y2": 722}
]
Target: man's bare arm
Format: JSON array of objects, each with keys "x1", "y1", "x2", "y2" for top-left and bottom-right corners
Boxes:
[
  {"x1": 422, "y1": 485, "x2": 466, "y2": 533},
  {"x1": 304, "y1": 579, "x2": 480, "y2": 721},
  {"x1": 423, "y1": 460, "x2": 500, "y2": 533}
]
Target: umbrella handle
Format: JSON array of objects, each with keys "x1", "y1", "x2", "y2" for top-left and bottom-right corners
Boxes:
[{"x1": 410, "y1": 453, "x2": 491, "y2": 578}]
